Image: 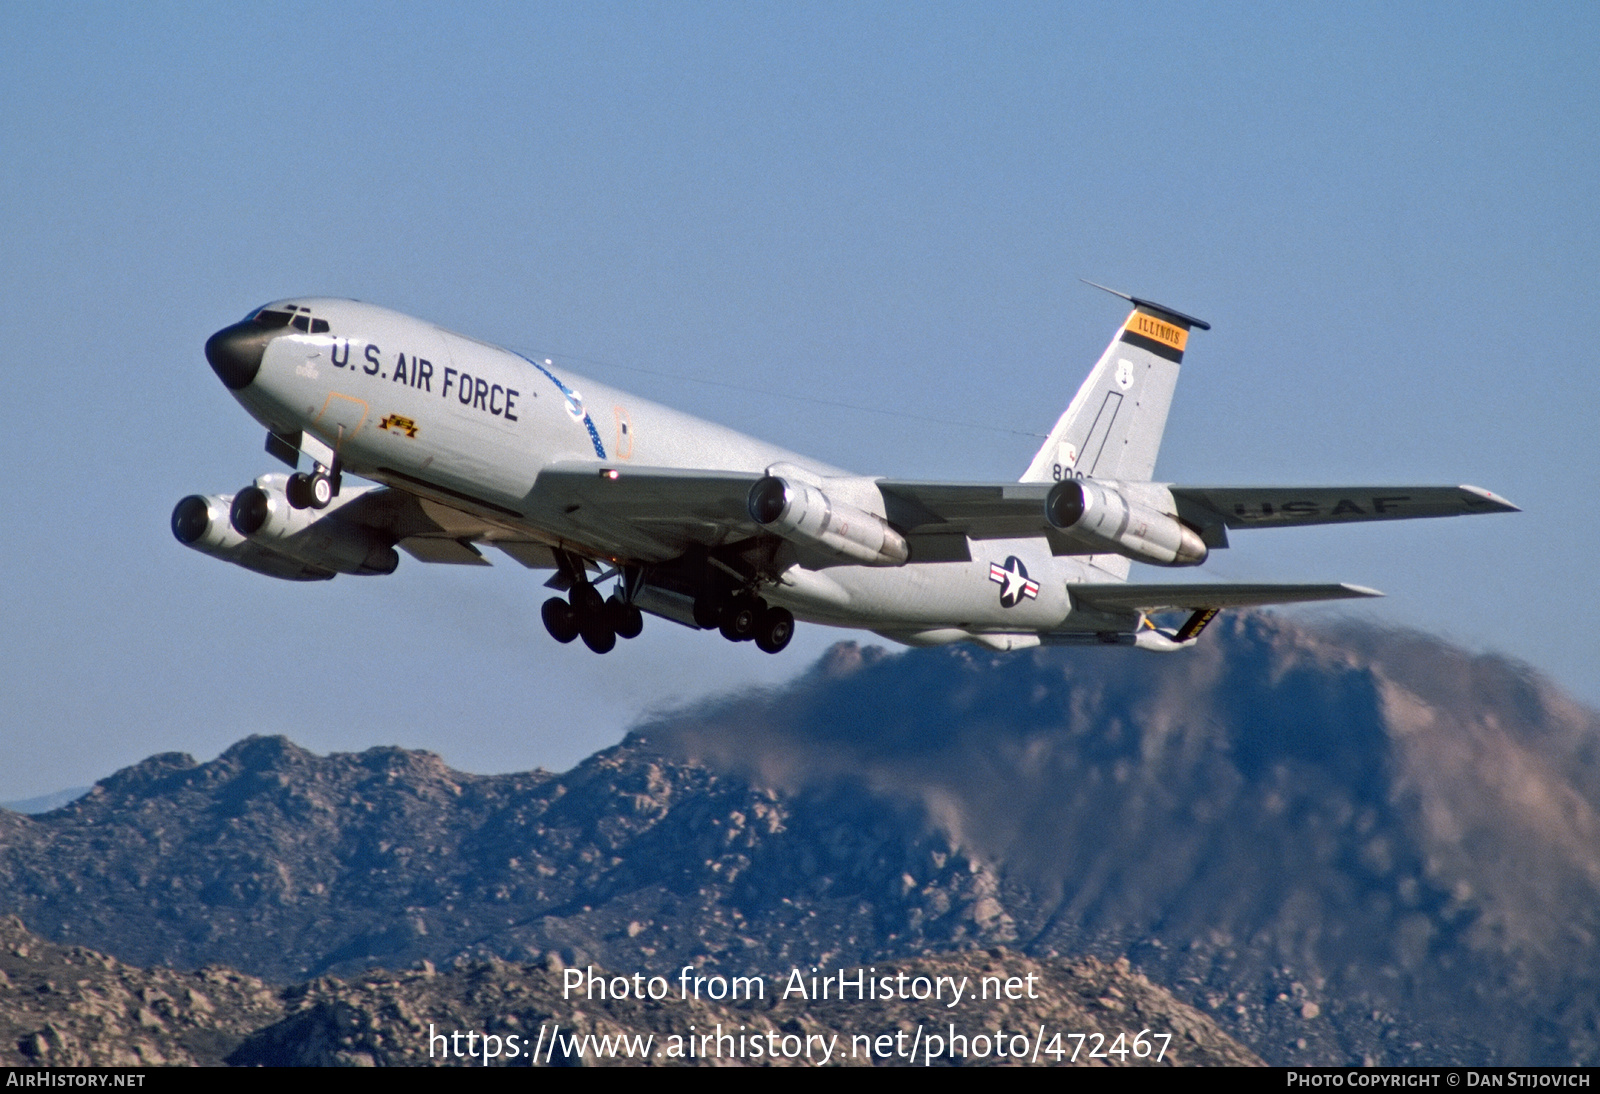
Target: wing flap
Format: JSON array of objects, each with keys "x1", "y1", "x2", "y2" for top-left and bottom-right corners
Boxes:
[
  {"x1": 494, "y1": 541, "x2": 559, "y2": 569},
  {"x1": 398, "y1": 537, "x2": 492, "y2": 566},
  {"x1": 532, "y1": 463, "x2": 767, "y2": 558},
  {"x1": 1072, "y1": 581, "x2": 1382, "y2": 613},
  {"x1": 877, "y1": 481, "x2": 1052, "y2": 538},
  {"x1": 535, "y1": 464, "x2": 765, "y2": 522}
]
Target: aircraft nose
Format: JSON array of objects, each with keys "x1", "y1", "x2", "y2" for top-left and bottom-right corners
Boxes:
[{"x1": 205, "y1": 319, "x2": 275, "y2": 390}]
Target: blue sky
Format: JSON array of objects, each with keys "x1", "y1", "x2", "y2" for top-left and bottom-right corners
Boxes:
[{"x1": 1, "y1": 3, "x2": 1594, "y2": 800}]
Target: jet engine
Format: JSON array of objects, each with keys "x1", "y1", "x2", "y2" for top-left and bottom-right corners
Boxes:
[
  {"x1": 1045, "y1": 479, "x2": 1207, "y2": 567},
  {"x1": 226, "y1": 475, "x2": 399, "y2": 576},
  {"x1": 173, "y1": 473, "x2": 396, "y2": 579},
  {"x1": 171, "y1": 493, "x2": 336, "y2": 581},
  {"x1": 748, "y1": 475, "x2": 909, "y2": 566}
]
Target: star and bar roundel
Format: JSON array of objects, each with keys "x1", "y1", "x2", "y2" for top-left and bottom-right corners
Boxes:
[{"x1": 988, "y1": 556, "x2": 1040, "y2": 608}]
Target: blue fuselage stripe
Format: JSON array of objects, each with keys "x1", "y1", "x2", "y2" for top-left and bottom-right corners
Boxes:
[{"x1": 517, "y1": 352, "x2": 607, "y2": 459}]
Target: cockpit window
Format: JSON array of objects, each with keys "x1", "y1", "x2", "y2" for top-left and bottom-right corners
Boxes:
[
  {"x1": 249, "y1": 306, "x2": 331, "y2": 335},
  {"x1": 253, "y1": 309, "x2": 294, "y2": 328}
]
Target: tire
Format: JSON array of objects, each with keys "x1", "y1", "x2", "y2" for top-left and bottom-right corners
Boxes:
[
  {"x1": 719, "y1": 596, "x2": 760, "y2": 642},
  {"x1": 308, "y1": 472, "x2": 334, "y2": 509},
  {"x1": 285, "y1": 473, "x2": 313, "y2": 509},
  {"x1": 608, "y1": 595, "x2": 644, "y2": 639},
  {"x1": 541, "y1": 597, "x2": 580, "y2": 643},
  {"x1": 571, "y1": 584, "x2": 605, "y2": 621},
  {"x1": 692, "y1": 595, "x2": 722, "y2": 630},
  {"x1": 580, "y1": 617, "x2": 617, "y2": 654},
  {"x1": 755, "y1": 606, "x2": 795, "y2": 654}
]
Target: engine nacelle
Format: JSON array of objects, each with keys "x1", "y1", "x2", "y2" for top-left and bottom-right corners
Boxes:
[
  {"x1": 171, "y1": 493, "x2": 336, "y2": 581},
  {"x1": 1045, "y1": 479, "x2": 1207, "y2": 567},
  {"x1": 172, "y1": 493, "x2": 248, "y2": 556},
  {"x1": 226, "y1": 474, "x2": 399, "y2": 576},
  {"x1": 748, "y1": 476, "x2": 909, "y2": 566}
]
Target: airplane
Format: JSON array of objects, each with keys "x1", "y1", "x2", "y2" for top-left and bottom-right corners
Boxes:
[{"x1": 175, "y1": 285, "x2": 1517, "y2": 655}]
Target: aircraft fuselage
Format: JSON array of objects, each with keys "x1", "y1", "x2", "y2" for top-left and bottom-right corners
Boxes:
[{"x1": 217, "y1": 298, "x2": 1086, "y2": 647}]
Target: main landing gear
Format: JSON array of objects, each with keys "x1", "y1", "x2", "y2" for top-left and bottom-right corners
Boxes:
[
  {"x1": 542, "y1": 583, "x2": 644, "y2": 654},
  {"x1": 539, "y1": 550, "x2": 793, "y2": 655},
  {"x1": 694, "y1": 592, "x2": 794, "y2": 654}
]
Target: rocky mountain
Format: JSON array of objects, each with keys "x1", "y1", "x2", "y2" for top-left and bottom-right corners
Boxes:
[
  {"x1": 0, "y1": 917, "x2": 1256, "y2": 1066},
  {"x1": 2, "y1": 613, "x2": 1596, "y2": 1065},
  {"x1": 645, "y1": 619, "x2": 1600, "y2": 1065},
  {"x1": 0, "y1": 915, "x2": 282, "y2": 1066},
  {"x1": 1, "y1": 788, "x2": 90, "y2": 816}
]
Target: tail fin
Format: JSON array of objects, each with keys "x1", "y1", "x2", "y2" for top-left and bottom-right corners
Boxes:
[{"x1": 1020, "y1": 286, "x2": 1208, "y2": 484}]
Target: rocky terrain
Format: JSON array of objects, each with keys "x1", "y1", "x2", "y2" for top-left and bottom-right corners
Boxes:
[
  {"x1": 2, "y1": 613, "x2": 1596, "y2": 1065},
  {"x1": 0, "y1": 917, "x2": 1256, "y2": 1066},
  {"x1": 0, "y1": 915, "x2": 282, "y2": 1066}
]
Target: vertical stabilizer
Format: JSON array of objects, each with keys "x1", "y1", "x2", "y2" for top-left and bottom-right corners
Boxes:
[{"x1": 1020, "y1": 289, "x2": 1208, "y2": 485}]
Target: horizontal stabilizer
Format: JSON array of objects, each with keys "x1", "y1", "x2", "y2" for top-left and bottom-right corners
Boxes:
[
  {"x1": 1079, "y1": 280, "x2": 1211, "y2": 330},
  {"x1": 1072, "y1": 581, "x2": 1382, "y2": 614}
]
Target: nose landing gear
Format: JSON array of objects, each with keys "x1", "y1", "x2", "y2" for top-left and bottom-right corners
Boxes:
[
  {"x1": 285, "y1": 450, "x2": 342, "y2": 512},
  {"x1": 286, "y1": 469, "x2": 338, "y2": 510}
]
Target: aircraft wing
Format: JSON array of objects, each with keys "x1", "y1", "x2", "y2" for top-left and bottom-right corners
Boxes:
[
  {"x1": 534, "y1": 467, "x2": 1065, "y2": 561},
  {"x1": 878, "y1": 481, "x2": 1519, "y2": 539},
  {"x1": 525, "y1": 470, "x2": 1518, "y2": 563},
  {"x1": 526, "y1": 466, "x2": 1065, "y2": 565},
  {"x1": 531, "y1": 463, "x2": 766, "y2": 559},
  {"x1": 330, "y1": 485, "x2": 556, "y2": 568},
  {"x1": 1071, "y1": 582, "x2": 1382, "y2": 613},
  {"x1": 1171, "y1": 484, "x2": 1517, "y2": 529},
  {"x1": 539, "y1": 469, "x2": 1056, "y2": 537}
]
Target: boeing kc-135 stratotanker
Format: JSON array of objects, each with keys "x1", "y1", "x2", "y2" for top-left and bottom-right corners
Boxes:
[{"x1": 176, "y1": 285, "x2": 1516, "y2": 655}]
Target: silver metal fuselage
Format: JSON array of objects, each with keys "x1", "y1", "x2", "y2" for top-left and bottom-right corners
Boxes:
[{"x1": 229, "y1": 299, "x2": 1085, "y2": 645}]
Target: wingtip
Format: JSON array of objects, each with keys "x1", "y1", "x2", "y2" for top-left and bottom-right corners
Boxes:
[
  {"x1": 1341, "y1": 584, "x2": 1385, "y2": 599},
  {"x1": 1460, "y1": 485, "x2": 1521, "y2": 513}
]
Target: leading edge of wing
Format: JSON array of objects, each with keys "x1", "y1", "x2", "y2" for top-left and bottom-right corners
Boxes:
[{"x1": 1072, "y1": 581, "x2": 1382, "y2": 613}]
